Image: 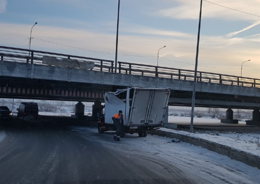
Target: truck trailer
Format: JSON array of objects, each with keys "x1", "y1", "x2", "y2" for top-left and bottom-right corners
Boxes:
[{"x1": 97, "y1": 87, "x2": 170, "y2": 137}]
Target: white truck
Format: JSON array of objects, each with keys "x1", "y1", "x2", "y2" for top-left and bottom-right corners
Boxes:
[{"x1": 97, "y1": 87, "x2": 170, "y2": 137}]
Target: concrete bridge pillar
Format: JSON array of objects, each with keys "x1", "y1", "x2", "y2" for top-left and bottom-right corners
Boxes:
[
  {"x1": 162, "y1": 106, "x2": 178, "y2": 129},
  {"x1": 221, "y1": 108, "x2": 238, "y2": 124},
  {"x1": 226, "y1": 108, "x2": 233, "y2": 120},
  {"x1": 162, "y1": 106, "x2": 169, "y2": 124},
  {"x1": 74, "y1": 101, "x2": 85, "y2": 119},
  {"x1": 246, "y1": 109, "x2": 260, "y2": 125},
  {"x1": 92, "y1": 100, "x2": 103, "y2": 121},
  {"x1": 252, "y1": 109, "x2": 260, "y2": 121}
]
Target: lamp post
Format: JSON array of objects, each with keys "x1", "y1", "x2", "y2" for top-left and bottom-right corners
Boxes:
[
  {"x1": 114, "y1": 0, "x2": 120, "y2": 73},
  {"x1": 190, "y1": 0, "x2": 203, "y2": 133},
  {"x1": 241, "y1": 59, "x2": 250, "y2": 77},
  {"x1": 29, "y1": 22, "x2": 37, "y2": 50},
  {"x1": 157, "y1": 45, "x2": 166, "y2": 66}
]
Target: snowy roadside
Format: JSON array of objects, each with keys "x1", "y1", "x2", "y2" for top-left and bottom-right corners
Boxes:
[
  {"x1": 158, "y1": 127, "x2": 260, "y2": 157},
  {"x1": 151, "y1": 127, "x2": 260, "y2": 169}
]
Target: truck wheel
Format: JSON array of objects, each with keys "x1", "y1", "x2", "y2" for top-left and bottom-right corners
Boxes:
[
  {"x1": 98, "y1": 125, "x2": 104, "y2": 133},
  {"x1": 138, "y1": 130, "x2": 147, "y2": 137},
  {"x1": 143, "y1": 130, "x2": 147, "y2": 137}
]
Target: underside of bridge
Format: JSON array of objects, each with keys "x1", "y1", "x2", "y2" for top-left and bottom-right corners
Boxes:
[
  {"x1": 0, "y1": 76, "x2": 114, "y2": 101},
  {"x1": 170, "y1": 90, "x2": 260, "y2": 109},
  {"x1": 2, "y1": 77, "x2": 260, "y2": 126},
  {"x1": 1, "y1": 76, "x2": 260, "y2": 110}
]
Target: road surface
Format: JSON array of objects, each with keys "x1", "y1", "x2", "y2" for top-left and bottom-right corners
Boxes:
[{"x1": 0, "y1": 123, "x2": 259, "y2": 183}]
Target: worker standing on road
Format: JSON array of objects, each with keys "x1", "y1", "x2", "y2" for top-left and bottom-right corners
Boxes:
[{"x1": 112, "y1": 110, "x2": 123, "y2": 141}]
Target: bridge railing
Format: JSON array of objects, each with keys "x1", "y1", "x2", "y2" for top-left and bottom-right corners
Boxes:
[
  {"x1": 1, "y1": 45, "x2": 260, "y2": 88},
  {"x1": 118, "y1": 62, "x2": 260, "y2": 88},
  {"x1": 0, "y1": 46, "x2": 114, "y2": 72}
]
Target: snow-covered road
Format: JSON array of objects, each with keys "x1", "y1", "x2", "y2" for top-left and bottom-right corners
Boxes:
[{"x1": 77, "y1": 127, "x2": 260, "y2": 184}]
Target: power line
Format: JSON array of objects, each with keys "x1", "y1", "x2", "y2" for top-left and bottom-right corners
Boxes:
[
  {"x1": 34, "y1": 38, "x2": 113, "y2": 55},
  {"x1": 161, "y1": 57, "x2": 239, "y2": 70},
  {"x1": 34, "y1": 37, "x2": 245, "y2": 71},
  {"x1": 162, "y1": 57, "x2": 193, "y2": 65},
  {"x1": 204, "y1": 0, "x2": 260, "y2": 18},
  {"x1": 34, "y1": 37, "x2": 155, "y2": 58}
]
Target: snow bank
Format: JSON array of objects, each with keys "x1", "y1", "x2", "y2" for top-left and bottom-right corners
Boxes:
[
  {"x1": 158, "y1": 127, "x2": 260, "y2": 157},
  {"x1": 168, "y1": 116, "x2": 246, "y2": 125}
]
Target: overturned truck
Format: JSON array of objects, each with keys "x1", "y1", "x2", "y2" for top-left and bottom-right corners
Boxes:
[{"x1": 98, "y1": 88, "x2": 170, "y2": 137}]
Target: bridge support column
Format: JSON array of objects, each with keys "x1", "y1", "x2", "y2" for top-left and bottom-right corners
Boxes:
[
  {"x1": 221, "y1": 108, "x2": 238, "y2": 124},
  {"x1": 246, "y1": 109, "x2": 260, "y2": 125},
  {"x1": 74, "y1": 101, "x2": 85, "y2": 119},
  {"x1": 92, "y1": 100, "x2": 103, "y2": 121},
  {"x1": 163, "y1": 106, "x2": 169, "y2": 124},
  {"x1": 162, "y1": 106, "x2": 178, "y2": 129}
]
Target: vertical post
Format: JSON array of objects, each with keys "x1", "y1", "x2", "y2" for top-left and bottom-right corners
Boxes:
[
  {"x1": 190, "y1": 0, "x2": 203, "y2": 133},
  {"x1": 114, "y1": 0, "x2": 120, "y2": 73},
  {"x1": 156, "y1": 66, "x2": 158, "y2": 77},
  {"x1": 28, "y1": 22, "x2": 37, "y2": 64},
  {"x1": 29, "y1": 22, "x2": 37, "y2": 51},
  {"x1": 111, "y1": 61, "x2": 113, "y2": 73},
  {"x1": 100, "y1": 60, "x2": 103, "y2": 72},
  {"x1": 178, "y1": 69, "x2": 181, "y2": 80},
  {"x1": 30, "y1": 51, "x2": 34, "y2": 64},
  {"x1": 1, "y1": 55, "x2": 3, "y2": 61},
  {"x1": 118, "y1": 62, "x2": 121, "y2": 73},
  {"x1": 241, "y1": 59, "x2": 250, "y2": 77},
  {"x1": 129, "y1": 63, "x2": 131, "y2": 75},
  {"x1": 157, "y1": 46, "x2": 166, "y2": 67},
  {"x1": 12, "y1": 99, "x2": 15, "y2": 111}
]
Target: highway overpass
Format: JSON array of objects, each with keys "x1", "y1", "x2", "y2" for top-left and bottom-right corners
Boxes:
[{"x1": 1, "y1": 46, "x2": 260, "y2": 125}]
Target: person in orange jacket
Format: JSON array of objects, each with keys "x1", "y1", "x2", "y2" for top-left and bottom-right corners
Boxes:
[{"x1": 112, "y1": 110, "x2": 123, "y2": 141}]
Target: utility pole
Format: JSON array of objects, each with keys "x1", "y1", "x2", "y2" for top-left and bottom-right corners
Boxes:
[
  {"x1": 157, "y1": 46, "x2": 166, "y2": 67},
  {"x1": 190, "y1": 0, "x2": 203, "y2": 133},
  {"x1": 29, "y1": 22, "x2": 37, "y2": 50},
  {"x1": 241, "y1": 60, "x2": 250, "y2": 77},
  {"x1": 114, "y1": 0, "x2": 120, "y2": 73}
]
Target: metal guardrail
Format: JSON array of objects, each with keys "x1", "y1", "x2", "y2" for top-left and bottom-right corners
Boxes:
[
  {"x1": 118, "y1": 62, "x2": 260, "y2": 88},
  {"x1": 1, "y1": 46, "x2": 260, "y2": 88},
  {"x1": 0, "y1": 46, "x2": 114, "y2": 73}
]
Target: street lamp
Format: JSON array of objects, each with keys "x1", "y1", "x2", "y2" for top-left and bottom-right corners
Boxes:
[
  {"x1": 241, "y1": 59, "x2": 250, "y2": 77},
  {"x1": 114, "y1": 0, "x2": 120, "y2": 73},
  {"x1": 190, "y1": 0, "x2": 203, "y2": 133},
  {"x1": 157, "y1": 45, "x2": 166, "y2": 66},
  {"x1": 29, "y1": 22, "x2": 37, "y2": 50}
]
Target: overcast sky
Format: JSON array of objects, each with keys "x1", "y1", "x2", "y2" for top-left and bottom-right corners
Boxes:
[{"x1": 1, "y1": 0, "x2": 260, "y2": 78}]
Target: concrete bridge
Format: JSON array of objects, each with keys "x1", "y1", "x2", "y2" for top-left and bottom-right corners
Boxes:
[{"x1": 1, "y1": 46, "x2": 260, "y2": 125}]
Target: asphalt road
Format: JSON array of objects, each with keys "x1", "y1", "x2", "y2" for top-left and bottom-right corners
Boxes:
[{"x1": 0, "y1": 123, "x2": 196, "y2": 184}]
